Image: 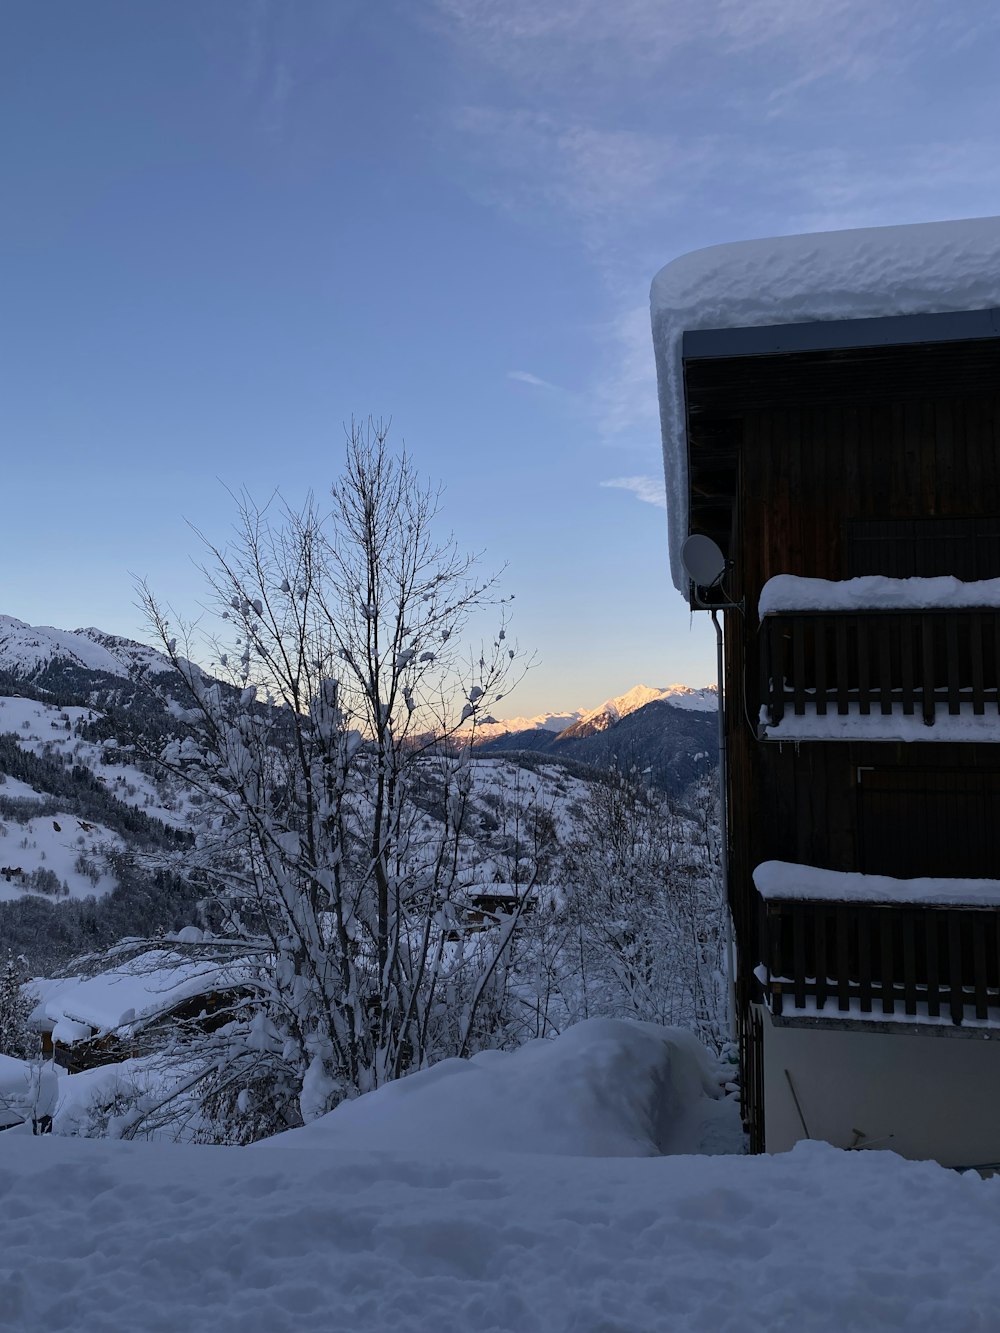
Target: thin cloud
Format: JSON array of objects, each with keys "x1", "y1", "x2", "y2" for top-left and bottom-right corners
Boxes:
[
  {"x1": 601, "y1": 476, "x2": 667, "y2": 509},
  {"x1": 428, "y1": 0, "x2": 969, "y2": 103},
  {"x1": 508, "y1": 370, "x2": 561, "y2": 391}
]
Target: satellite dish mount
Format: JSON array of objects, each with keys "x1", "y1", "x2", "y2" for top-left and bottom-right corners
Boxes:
[{"x1": 680, "y1": 533, "x2": 742, "y2": 610}]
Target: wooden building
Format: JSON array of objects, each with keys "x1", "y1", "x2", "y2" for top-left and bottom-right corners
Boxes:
[{"x1": 652, "y1": 218, "x2": 1000, "y2": 1164}]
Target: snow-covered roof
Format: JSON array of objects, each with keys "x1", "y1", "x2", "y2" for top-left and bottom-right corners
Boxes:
[
  {"x1": 650, "y1": 216, "x2": 1000, "y2": 593},
  {"x1": 39, "y1": 950, "x2": 247, "y2": 1039}
]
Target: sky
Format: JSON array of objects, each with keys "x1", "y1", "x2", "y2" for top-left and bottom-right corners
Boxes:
[{"x1": 3, "y1": 2, "x2": 1000, "y2": 718}]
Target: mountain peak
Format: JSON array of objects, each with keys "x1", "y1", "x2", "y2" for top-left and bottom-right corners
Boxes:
[
  {"x1": 0, "y1": 616, "x2": 172, "y2": 682},
  {"x1": 548, "y1": 683, "x2": 714, "y2": 743}
]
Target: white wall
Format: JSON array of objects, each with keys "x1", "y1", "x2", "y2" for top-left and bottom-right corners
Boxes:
[{"x1": 761, "y1": 1006, "x2": 1000, "y2": 1166}]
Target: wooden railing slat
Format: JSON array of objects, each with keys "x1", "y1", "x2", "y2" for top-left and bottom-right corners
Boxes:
[
  {"x1": 837, "y1": 911, "x2": 850, "y2": 1012},
  {"x1": 792, "y1": 619, "x2": 806, "y2": 716},
  {"x1": 814, "y1": 906, "x2": 828, "y2": 1011},
  {"x1": 902, "y1": 911, "x2": 917, "y2": 1015},
  {"x1": 857, "y1": 619, "x2": 871, "y2": 715},
  {"x1": 879, "y1": 619, "x2": 893, "y2": 716},
  {"x1": 814, "y1": 620, "x2": 827, "y2": 716},
  {"x1": 947, "y1": 914, "x2": 964, "y2": 1025},
  {"x1": 792, "y1": 906, "x2": 806, "y2": 1007},
  {"x1": 900, "y1": 614, "x2": 915, "y2": 715},
  {"x1": 857, "y1": 907, "x2": 872, "y2": 1013},
  {"x1": 946, "y1": 616, "x2": 961, "y2": 715},
  {"x1": 880, "y1": 909, "x2": 895, "y2": 1015},
  {"x1": 971, "y1": 615, "x2": 985, "y2": 715},
  {"x1": 769, "y1": 620, "x2": 785, "y2": 725},
  {"x1": 921, "y1": 616, "x2": 935, "y2": 726},
  {"x1": 974, "y1": 915, "x2": 989, "y2": 1020},
  {"x1": 835, "y1": 618, "x2": 849, "y2": 715},
  {"x1": 925, "y1": 912, "x2": 940, "y2": 1017}
]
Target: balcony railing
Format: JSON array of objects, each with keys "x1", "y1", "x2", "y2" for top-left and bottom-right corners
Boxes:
[
  {"x1": 760, "y1": 609, "x2": 1000, "y2": 730},
  {"x1": 758, "y1": 894, "x2": 1000, "y2": 1025}
]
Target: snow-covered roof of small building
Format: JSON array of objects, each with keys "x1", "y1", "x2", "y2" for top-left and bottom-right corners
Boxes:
[
  {"x1": 650, "y1": 216, "x2": 1000, "y2": 593},
  {"x1": 37, "y1": 950, "x2": 248, "y2": 1040}
]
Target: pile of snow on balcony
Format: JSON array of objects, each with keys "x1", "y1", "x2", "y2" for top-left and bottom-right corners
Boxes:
[
  {"x1": 754, "y1": 859, "x2": 1000, "y2": 908},
  {"x1": 651, "y1": 215, "x2": 1000, "y2": 591},
  {"x1": 3, "y1": 1015, "x2": 1000, "y2": 1332},
  {"x1": 759, "y1": 574, "x2": 1000, "y2": 615}
]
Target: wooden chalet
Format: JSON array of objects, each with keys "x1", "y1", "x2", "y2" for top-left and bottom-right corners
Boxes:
[
  {"x1": 33, "y1": 948, "x2": 253, "y2": 1074},
  {"x1": 652, "y1": 217, "x2": 1000, "y2": 1165}
]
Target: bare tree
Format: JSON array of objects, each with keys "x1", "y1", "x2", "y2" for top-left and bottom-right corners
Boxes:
[
  {"x1": 134, "y1": 420, "x2": 531, "y2": 1139},
  {"x1": 562, "y1": 768, "x2": 727, "y2": 1050}
]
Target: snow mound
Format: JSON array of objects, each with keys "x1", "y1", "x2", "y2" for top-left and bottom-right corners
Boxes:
[
  {"x1": 269, "y1": 1018, "x2": 727, "y2": 1158},
  {"x1": 3, "y1": 1126, "x2": 1000, "y2": 1331},
  {"x1": 651, "y1": 215, "x2": 1000, "y2": 592}
]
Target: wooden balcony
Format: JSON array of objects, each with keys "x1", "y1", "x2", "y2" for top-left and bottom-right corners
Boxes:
[
  {"x1": 760, "y1": 608, "x2": 1000, "y2": 731},
  {"x1": 758, "y1": 894, "x2": 1000, "y2": 1026}
]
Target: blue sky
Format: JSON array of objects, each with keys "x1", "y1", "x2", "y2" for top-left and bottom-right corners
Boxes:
[{"x1": 4, "y1": 2, "x2": 1000, "y2": 716}]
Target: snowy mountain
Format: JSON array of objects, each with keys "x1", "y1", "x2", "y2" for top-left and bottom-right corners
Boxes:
[
  {"x1": 472, "y1": 683, "x2": 715, "y2": 744},
  {"x1": 0, "y1": 617, "x2": 173, "y2": 682},
  {"x1": 466, "y1": 708, "x2": 585, "y2": 743},
  {"x1": 475, "y1": 684, "x2": 718, "y2": 794},
  {"x1": 558, "y1": 683, "x2": 715, "y2": 742}
]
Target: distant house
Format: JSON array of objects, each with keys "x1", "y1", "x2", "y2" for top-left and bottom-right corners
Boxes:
[
  {"x1": 32, "y1": 947, "x2": 251, "y2": 1073},
  {"x1": 651, "y1": 216, "x2": 1000, "y2": 1165}
]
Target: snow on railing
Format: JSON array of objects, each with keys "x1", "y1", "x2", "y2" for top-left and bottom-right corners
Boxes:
[
  {"x1": 759, "y1": 574, "x2": 1000, "y2": 617},
  {"x1": 757, "y1": 591, "x2": 1000, "y2": 736},
  {"x1": 754, "y1": 861, "x2": 1000, "y2": 1026}
]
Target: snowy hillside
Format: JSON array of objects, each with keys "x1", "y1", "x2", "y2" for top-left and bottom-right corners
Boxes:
[{"x1": 1, "y1": 1017, "x2": 998, "y2": 1332}]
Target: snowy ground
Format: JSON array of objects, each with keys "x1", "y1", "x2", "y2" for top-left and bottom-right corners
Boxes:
[{"x1": 2, "y1": 1019, "x2": 1000, "y2": 1331}]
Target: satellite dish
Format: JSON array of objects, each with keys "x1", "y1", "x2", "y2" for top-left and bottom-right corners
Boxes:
[{"x1": 681, "y1": 534, "x2": 727, "y2": 588}]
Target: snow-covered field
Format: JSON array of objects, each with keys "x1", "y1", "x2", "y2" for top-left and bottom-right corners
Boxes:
[
  {"x1": 0, "y1": 695, "x2": 188, "y2": 827},
  {"x1": 2, "y1": 1019, "x2": 999, "y2": 1332},
  {"x1": 0, "y1": 696, "x2": 191, "y2": 905},
  {"x1": 0, "y1": 808, "x2": 124, "y2": 902}
]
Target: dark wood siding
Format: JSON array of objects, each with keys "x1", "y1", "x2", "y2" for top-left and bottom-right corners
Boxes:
[
  {"x1": 737, "y1": 394, "x2": 1000, "y2": 595},
  {"x1": 696, "y1": 335, "x2": 1000, "y2": 1130}
]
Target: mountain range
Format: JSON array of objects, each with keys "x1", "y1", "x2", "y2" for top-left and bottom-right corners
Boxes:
[
  {"x1": 466, "y1": 683, "x2": 715, "y2": 793},
  {"x1": 471, "y1": 682, "x2": 716, "y2": 742},
  {"x1": 0, "y1": 616, "x2": 719, "y2": 796},
  {"x1": 0, "y1": 614, "x2": 719, "y2": 970}
]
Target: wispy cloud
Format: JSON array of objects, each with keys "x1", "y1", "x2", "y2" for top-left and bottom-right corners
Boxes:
[
  {"x1": 508, "y1": 370, "x2": 561, "y2": 391},
  {"x1": 423, "y1": 0, "x2": 1000, "y2": 457},
  {"x1": 241, "y1": 0, "x2": 295, "y2": 143},
  {"x1": 429, "y1": 0, "x2": 970, "y2": 105},
  {"x1": 600, "y1": 476, "x2": 666, "y2": 509}
]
